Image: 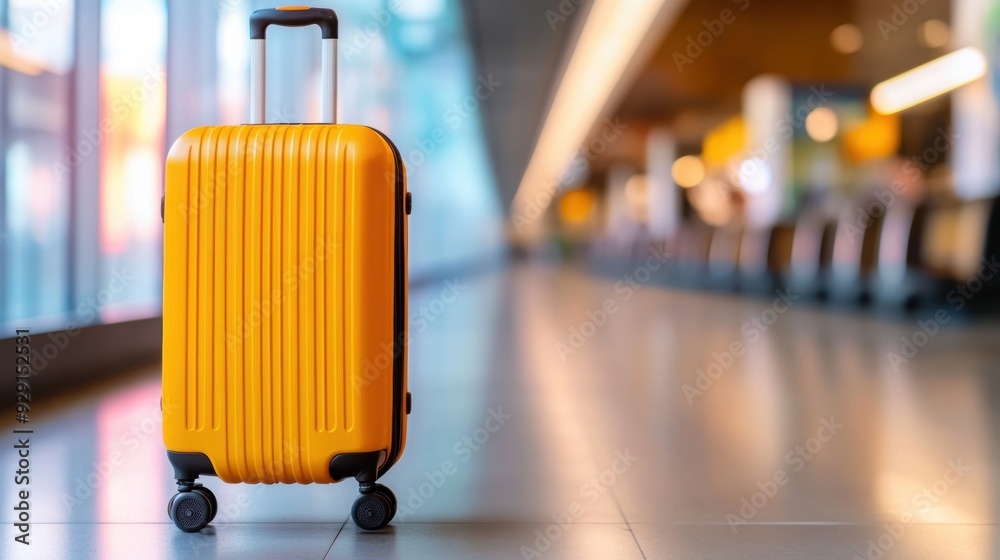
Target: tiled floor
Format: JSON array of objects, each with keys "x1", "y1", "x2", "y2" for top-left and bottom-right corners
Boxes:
[{"x1": 2, "y1": 262, "x2": 1000, "y2": 559}]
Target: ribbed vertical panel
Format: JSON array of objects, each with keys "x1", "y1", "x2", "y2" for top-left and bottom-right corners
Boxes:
[
  {"x1": 258, "y1": 126, "x2": 276, "y2": 481},
  {"x1": 271, "y1": 126, "x2": 285, "y2": 481},
  {"x1": 199, "y1": 129, "x2": 217, "y2": 433},
  {"x1": 328, "y1": 131, "x2": 347, "y2": 435},
  {"x1": 339, "y1": 133, "x2": 352, "y2": 431},
  {"x1": 284, "y1": 126, "x2": 301, "y2": 481},
  {"x1": 184, "y1": 142, "x2": 198, "y2": 431},
  {"x1": 216, "y1": 126, "x2": 232, "y2": 436},
  {"x1": 184, "y1": 145, "x2": 201, "y2": 431},
  {"x1": 240, "y1": 126, "x2": 261, "y2": 483},
  {"x1": 344, "y1": 137, "x2": 357, "y2": 432},
  {"x1": 315, "y1": 127, "x2": 328, "y2": 433}
]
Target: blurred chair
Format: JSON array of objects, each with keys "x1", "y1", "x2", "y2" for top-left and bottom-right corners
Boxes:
[
  {"x1": 705, "y1": 226, "x2": 742, "y2": 290},
  {"x1": 752, "y1": 223, "x2": 795, "y2": 294},
  {"x1": 871, "y1": 200, "x2": 929, "y2": 309},
  {"x1": 626, "y1": 231, "x2": 672, "y2": 284},
  {"x1": 737, "y1": 224, "x2": 794, "y2": 294},
  {"x1": 673, "y1": 218, "x2": 714, "y2": 287},
  {"x1": 920, "y1": 196, "x2": 1000, "y2": 308},
  {"x1": 985, "y1": 196, "x2": 1000, "y2": 278},
  {"x1": 788, "y1": 211, "x2": 837, "y2": 299},
  {"x1": 825, "y1": 194, "x2": 886, "y2": 305}
]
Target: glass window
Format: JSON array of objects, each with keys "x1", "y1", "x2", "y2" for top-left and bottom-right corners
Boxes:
[
  {"x1": 1, "y1": 0, "x2": 504, "y2": 330},
  {"x1": 1, "y1": 0, "x2": 76, "y2": 324},
  {"x1": 97, "y1": 0, "x2": 165, "y2": 318}
]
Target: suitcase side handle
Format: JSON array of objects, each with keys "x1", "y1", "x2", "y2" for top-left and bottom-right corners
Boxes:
[{"x1": 249, "y1": 6, "x2": 338, "y2": 125}]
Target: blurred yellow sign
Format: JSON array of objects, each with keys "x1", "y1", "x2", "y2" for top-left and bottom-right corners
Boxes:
[
  {"x1": 842, "y1": 110, "x2": 900, "y2": 164},
  {"x1": 702, "y1": 116, "x2": 746, "y2": 167}
]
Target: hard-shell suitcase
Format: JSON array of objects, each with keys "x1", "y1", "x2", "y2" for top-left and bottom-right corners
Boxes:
[{"x1": 161, "y1": 6, "x2": 410, "y2": 532}]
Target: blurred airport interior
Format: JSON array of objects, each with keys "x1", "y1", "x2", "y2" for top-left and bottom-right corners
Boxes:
[
  {"x1": 3, "y1": 0, "x2": 1000, "y2": 558},
  {"x1": 3, "y1": 0, "x2": 1000, "y2": 340},
  {"x1": 513, "y1": 0, "x2": 1000, "y2": 313}
]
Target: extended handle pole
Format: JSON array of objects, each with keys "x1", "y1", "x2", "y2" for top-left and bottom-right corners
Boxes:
[{"x1": 248, "y1": 6, "x2": 339, "y2": 124}]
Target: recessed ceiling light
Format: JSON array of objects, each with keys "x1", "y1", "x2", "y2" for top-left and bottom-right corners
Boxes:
[
  {"x1": 918, "y1": 19, "x2": 951, "y2": 48},
  {"x1": 671, "y1": 155, "x2": 705, "y2": 188},
  {"x1": 805, "y1": 107, "x2": 839, "y2": 142},
  {"x1": 830, "y1": 24, "x2": 863, "y2": 54}
]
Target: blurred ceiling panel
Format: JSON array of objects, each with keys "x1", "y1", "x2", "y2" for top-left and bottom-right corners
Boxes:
[
  {"x1": 462, "y1": 0, "x2": 586, "y2": 206},
  {"x1": 620, "y1": 0, "x2": 853, "y2": 124}
]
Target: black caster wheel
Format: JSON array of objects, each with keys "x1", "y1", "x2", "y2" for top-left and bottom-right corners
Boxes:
[
  {"x1": 371, "y1": 484, "x2": 397, "y2": 520},
  {"x1": 167, "y1": 494, "x2": 178, "y2": 521},
  {"x1": 192, "y1": 486, "x2": 218, "y2": 523},
  {"x1": 170, "y1": 491, "x2": 211, "y2": 533},
  {"x1": 351, "y1": 492, "x2": 392, "y2": 530}
]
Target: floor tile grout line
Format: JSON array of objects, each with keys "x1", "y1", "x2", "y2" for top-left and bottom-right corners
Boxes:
[
  {"x1": 624, "y1": 520, "x2": 647, "y2": 560},
  {"x1": 12, "y1": 521, "x2": 660, "y2": 526},
  {"x1": 20, "y1": 521, "x2": 1000, "y2": 524},
  {"x1": 609, "y1": 489, "x2": 646, "y2": 560},
  {"x1": 322, "y1": 520, "x2": 348, "y2": 559},
  {"x1": 522, "y1": 272, "x2": 651, "y2": 557}
]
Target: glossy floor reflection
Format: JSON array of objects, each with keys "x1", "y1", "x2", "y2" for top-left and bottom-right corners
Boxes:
[{"x1": 3, "y1": 262, "x2": 1000, "y2": 559}]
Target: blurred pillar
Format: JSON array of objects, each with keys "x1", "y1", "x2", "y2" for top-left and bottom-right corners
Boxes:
[
  {"x1": 742, "y1": 75, "x2": 792, "y2": 228},
  {"x1": 72, "y1": 0, "x2": 101, "y2": 313},
  {"x1": 646, "y1": 128, "x2": 680, "y2": 240},
  {"x1": 953, "y1": 0, "x2": 1000, "y2": 198},
  {"x1": 606, "y1": 163, "x2": 638, "y2": 245}
]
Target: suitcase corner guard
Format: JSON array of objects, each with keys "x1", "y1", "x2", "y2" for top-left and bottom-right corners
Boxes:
[
  {"x1": 329, "y1": 451, "x2": 385, "y2": 484},
  {"x1": 168, "y1": 450, "x2": 217, "y2": 481}
]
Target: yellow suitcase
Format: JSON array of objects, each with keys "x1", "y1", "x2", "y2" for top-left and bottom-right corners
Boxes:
[{"x1": 161, "y1": 6, "x2": 410, "y2": 532}]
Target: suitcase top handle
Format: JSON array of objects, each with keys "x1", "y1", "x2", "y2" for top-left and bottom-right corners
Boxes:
[
  {"x1": 248, "y1": 6, "x2": 339, "y2": 125},
  {"x1": 249, "y1": 6, "x2": 338, "y2": 40}
]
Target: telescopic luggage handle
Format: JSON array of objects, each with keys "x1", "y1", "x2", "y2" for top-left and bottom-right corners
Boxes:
[{"x1": 249, "y1": 6, "x2": 339, "y2": 125}]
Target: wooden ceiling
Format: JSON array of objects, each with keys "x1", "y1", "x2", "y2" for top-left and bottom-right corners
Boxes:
[{"x1": 612, "y1": 0, "x2": 951, "y2": 142}]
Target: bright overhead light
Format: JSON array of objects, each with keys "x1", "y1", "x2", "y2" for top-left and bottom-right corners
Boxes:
[
  {"x1": 671, "y1": 155, "x2": 705, "y2": 188},
  {"x1": 805, "y1": 107, "x2": 839, "y2": 142},
  {"x1": 738, "y1": 158, "x2": 771, "y2": 194},
  {"x1": 510, "y1": 0, "x2": 677, "y2": 235},
  {"x1": 871, "y1": 47, "x2": 987, "y2": 115}
]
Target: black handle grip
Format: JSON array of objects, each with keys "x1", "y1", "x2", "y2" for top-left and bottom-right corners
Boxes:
[{"x1": 249, "y1": 6, "x2": 338, "y2": 40}]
